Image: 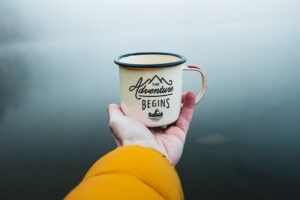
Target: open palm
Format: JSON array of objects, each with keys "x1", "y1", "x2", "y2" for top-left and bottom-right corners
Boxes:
[{"x1": 108, "y1": 92, "x2": 196, "y2": 166}]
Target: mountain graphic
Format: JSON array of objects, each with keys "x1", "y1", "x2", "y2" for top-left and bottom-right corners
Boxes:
[
  {"x1": 129, "y1": 75, "x2": 174, "y2": 99},
  {"x1": 140, "y1": 75, "x2": 172, "y2": 87}
]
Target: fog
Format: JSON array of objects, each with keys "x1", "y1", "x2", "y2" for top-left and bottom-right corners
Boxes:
[{"x1": 1, "y1": 0, "x2": 300, "y2": 199}]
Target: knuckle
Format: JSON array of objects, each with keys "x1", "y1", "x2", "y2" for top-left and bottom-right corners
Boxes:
[{"x1": 109, "y1": 119, "x2": 119, "y2": 130}]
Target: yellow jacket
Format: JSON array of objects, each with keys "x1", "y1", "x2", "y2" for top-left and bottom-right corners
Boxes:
[{"x1": 65, "y1": 145, "x2": 184, "y2": 200}]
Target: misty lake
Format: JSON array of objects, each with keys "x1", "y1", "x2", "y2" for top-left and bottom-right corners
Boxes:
[{"x1": 1, "y1": 0, "x2": 300, "y2": 199}]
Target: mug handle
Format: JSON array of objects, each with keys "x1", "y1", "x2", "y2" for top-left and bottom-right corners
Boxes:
[{"x1": 182, "y1": 66, "x2": 207, "y2": 104}]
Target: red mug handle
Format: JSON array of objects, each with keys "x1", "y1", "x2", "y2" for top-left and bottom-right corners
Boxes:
[{"x1": 182, "y1": 66, "x2": 207, "y2": 104}]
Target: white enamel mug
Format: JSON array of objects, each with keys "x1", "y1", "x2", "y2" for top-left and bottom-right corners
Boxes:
[{"x1": 114, "y1": 52, "x2": 207, "y2": 127}]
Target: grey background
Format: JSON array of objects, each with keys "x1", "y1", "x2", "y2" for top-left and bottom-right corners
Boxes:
[{"x1": 1, "y1": 0, "x2": 300, "y2": 199}]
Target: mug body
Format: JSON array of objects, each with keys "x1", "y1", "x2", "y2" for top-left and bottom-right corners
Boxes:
[
  {"x1": 116, "y1": 52, "x2": 186, "y2": 127},
  {"x1": 119, "y1": 65, "x2": 182, "y2": 127}
]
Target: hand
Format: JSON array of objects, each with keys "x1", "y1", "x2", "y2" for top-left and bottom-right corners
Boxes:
[{"x1": 107, "y1": 92, "x2": 196, "y2": 165}]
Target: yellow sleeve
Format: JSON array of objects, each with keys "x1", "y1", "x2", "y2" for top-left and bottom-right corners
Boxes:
[{"x1": 65, "y1": 145, "x2": 184, "y2": 200}]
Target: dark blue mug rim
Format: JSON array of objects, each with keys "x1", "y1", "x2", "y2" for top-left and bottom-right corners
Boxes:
[{"x1": 114, "y1": 52, "x2": 186, "y2": 68}]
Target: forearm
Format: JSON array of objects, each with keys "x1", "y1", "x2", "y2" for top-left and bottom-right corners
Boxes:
[{"x1": 65, "y1": 146, "x2": 184, "y2": 200}]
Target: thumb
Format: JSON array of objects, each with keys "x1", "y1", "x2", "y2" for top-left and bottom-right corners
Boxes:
[{"x1": 176, "y1": 91, "x2": 195, "y2": 133}]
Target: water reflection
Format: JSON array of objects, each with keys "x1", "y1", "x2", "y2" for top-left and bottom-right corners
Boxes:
[{"x1": 196, "y1": 133, "x2": 227, "y2": 145}]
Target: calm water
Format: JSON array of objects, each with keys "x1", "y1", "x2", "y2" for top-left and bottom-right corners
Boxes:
[{"x1": 1, "y1": 0, "x2": 300, "y2": 199}]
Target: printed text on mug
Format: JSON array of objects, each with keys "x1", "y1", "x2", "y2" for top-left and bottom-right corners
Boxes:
[{"x1": 129, "y1": 75, "x2": 173, "y2": 121}]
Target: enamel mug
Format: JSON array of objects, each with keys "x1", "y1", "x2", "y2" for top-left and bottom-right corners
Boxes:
[{"x1": 114, "y1": 52, "x2": 207, "y2": 127}]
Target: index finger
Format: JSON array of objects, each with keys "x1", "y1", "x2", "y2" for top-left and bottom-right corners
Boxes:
[
  {"x1": 176, "y1": 91, "x2": 196, "y2": 133},
  {"x1": 107, "y1": 104, "x2": 124, "y2": 120}
]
